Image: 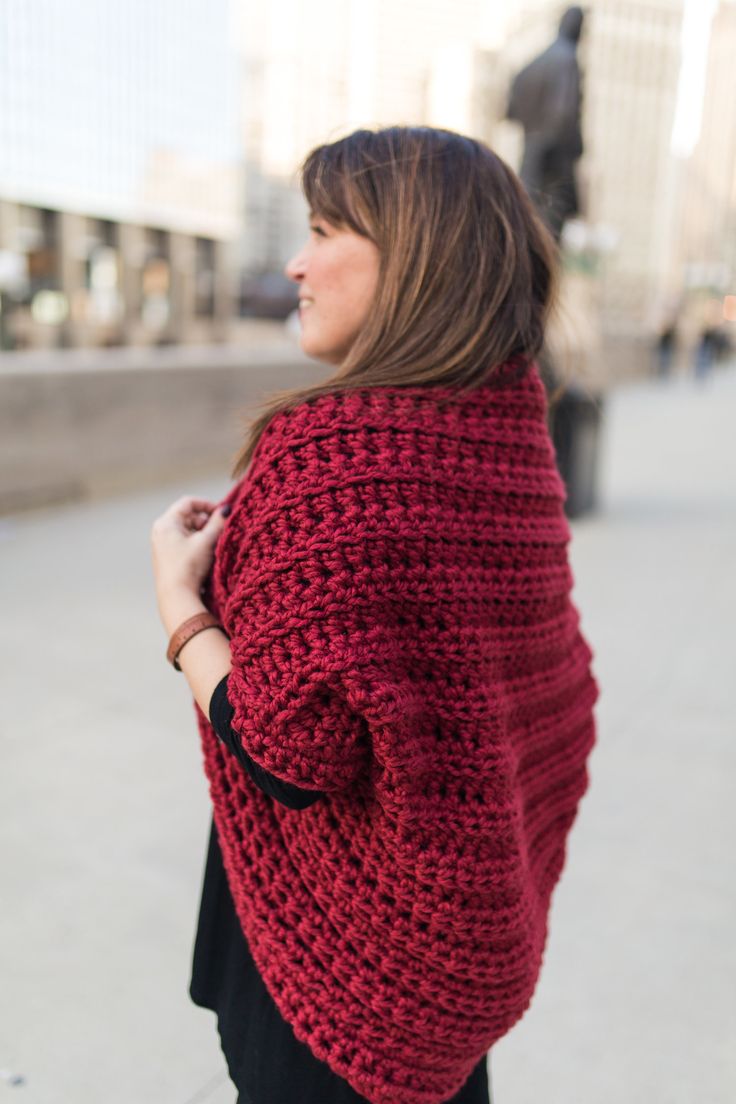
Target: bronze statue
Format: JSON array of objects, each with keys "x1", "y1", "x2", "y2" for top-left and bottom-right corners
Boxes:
[{"x1": 506, "y1": 6, "x2": 585, "y2": 242}]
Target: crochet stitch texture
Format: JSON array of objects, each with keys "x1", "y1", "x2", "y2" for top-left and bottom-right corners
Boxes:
[{"x1": 195, "y1": 359, "x2": 598, "y2": 1104}]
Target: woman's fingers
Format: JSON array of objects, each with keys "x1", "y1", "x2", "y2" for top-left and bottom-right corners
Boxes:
[
  {"x1": 198, "y1": 504, "x2": 229, "y2": 545},
  {"x1": 164, "y1": 497, "x2": 218, "y2": 527},
  {"x1": 152, "y1": 498, "x2": 217, "y2": 543},
  {"x1": 192, "y1": 510, "x2": 210, "y2": 530},
  {"x1": 171, "y1": 496, "x2": 217, "y2": 516}
]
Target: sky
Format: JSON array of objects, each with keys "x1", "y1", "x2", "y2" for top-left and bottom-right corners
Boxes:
[
  {"x1": 671, "y1": 0, "x2": 718, "y2": 157},
  {"x1": 0, "y1": 0, "x2": 240, "y2": 223}
]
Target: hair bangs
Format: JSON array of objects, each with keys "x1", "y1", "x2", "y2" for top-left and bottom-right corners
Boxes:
[{"x1": 301, "y1": 141, "x2": 374, "y2": 239}]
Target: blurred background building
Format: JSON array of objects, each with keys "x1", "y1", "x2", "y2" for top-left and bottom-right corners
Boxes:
[
  {"x1": 0, "y1": 0, "x2": 734, "y2": 374},
  {"x1": 665, "y1": 0, "x2": 736, "y2": 368},
  {"x1": 0, "y1": 0, "x2": 241, "y2": 350},
  {"x1": 233, "y1": 0, "x2": 501, "y2": 301},
  {"x1": 235, "y1": 0, "x2": 735, "y2": 378}
]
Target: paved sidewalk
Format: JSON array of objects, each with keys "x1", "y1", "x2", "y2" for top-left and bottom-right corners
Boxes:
[{"x1": 1, "y1": 365, "x2": 735, "y2": 1104}]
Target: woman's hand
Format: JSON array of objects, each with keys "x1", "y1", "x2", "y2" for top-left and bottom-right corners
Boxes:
[
  {"x1": 151, "y1": 496, "x2": 230, "y2": 630},
  {"x1": 151, "y1": 495, "x2": 234, "y2": 695}
]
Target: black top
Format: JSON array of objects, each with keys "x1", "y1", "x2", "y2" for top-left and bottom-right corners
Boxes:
[{"x1": 189, "y1": 675, "x2": 491, "y2": 1104}]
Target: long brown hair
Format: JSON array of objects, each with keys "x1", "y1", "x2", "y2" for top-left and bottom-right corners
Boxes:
[{"x1": 232, "y1": 126, "x2": 559, "y2": 477}]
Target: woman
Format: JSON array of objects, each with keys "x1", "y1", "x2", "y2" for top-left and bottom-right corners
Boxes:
[{"x1": 151, "y1": 126, "x2": 598, "y2": 1104}]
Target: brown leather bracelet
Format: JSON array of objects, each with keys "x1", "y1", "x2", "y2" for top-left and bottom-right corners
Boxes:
[{"x1": 167, "y1": 612, "x2": 224, "y2": 671}]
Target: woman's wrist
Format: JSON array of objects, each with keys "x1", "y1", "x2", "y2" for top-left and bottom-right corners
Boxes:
[{"x1": 158, "y1": 585, "x2": 209, "y2": 638}]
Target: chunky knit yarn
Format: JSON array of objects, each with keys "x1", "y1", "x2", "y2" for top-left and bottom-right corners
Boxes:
[{"x1": 194, "y1": 358, "x2": 598, "y2": 1104}]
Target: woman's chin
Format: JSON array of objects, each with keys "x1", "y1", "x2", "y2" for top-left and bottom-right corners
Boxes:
[
  {"x1": 297, "y1": 325, "x2": 318, "y2": 358},
  {"x1": 298, "y1": 333, "x2": 315, "y2": 357},
  {"x1": 299, "y1": 335, "x2": 341, "y2": 365}
]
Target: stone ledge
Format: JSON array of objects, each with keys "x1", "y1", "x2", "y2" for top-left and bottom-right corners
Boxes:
[{"x1": 0, "y1": 343, "x2": 321, "y2": 515}]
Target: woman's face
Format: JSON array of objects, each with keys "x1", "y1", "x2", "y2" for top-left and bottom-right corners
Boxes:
[{"x1": 285, "y1": 214, "x2": 380, "y2": 365}]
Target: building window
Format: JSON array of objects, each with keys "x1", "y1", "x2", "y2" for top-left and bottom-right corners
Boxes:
[
  {"x1": 194, "y1": 236, "x2": 216, "y2": 317},
  {"x1": 141, "y1": 228, "x2": 171, "y2": 331},
  {"x1": 85, "y1": 219, "x2": 122, "y2": 326},
  {"x1": 18, "y1": 206, "x2": 69, "y2": 327},
  {"x1": 23, "y1": 207, "x2": 60, "y2": 299}
]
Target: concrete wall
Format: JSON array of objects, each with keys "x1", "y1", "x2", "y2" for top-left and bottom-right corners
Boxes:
[
  {"x1": 0, "y1": 337, "x2": 320, "y2": 515},
  {"x1": 1, "y1": 329, "x2": 652, "y2": 517}
]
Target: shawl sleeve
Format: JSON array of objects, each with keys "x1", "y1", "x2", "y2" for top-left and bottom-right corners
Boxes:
[
  {"x1": 208, "y1": 674, "x2": 325, "y2": 808},
  {"x1": 215, "y1": 405, "x2": 376, "y2": 796}
]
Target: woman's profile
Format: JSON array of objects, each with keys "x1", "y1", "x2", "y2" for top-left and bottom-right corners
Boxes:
[{"x1": 151, "y1": 126, "x2": 598, "y2": 1104}]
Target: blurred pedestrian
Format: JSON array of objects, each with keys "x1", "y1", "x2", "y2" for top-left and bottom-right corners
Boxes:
[
  {"x1": 151, "y1": 127, "x2": 598, "y2": 1104},
  {"x1": 656, "y1": 321, "x2": 678, "y2": 379},
  {"x1": 694, "y1": 325, "x2": 719, "y2": 381}
]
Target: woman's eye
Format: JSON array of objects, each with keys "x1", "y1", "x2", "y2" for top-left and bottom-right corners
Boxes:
[{"x1": 309, "y1": 223, "x2": 327, "y2": 237}]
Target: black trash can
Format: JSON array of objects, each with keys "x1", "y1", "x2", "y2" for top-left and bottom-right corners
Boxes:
[{"x1": 548, "y1": 385, "x2": 603, "y2": 519}]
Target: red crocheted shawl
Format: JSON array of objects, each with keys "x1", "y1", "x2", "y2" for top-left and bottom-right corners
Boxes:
[{"x1": 195, "y1": 361, "x2": 598, "y2": 1104}]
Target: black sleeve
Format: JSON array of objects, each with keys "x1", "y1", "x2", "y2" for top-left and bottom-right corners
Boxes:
[{"x1": 208, "y1": 674, "x2": 325, "y2": 810}]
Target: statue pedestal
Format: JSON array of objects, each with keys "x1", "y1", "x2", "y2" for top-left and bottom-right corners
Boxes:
[{"x1": 544, "y1": 257, "x2": 606, "y2": 518}]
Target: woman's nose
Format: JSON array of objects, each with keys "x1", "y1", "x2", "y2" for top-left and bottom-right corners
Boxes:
[{"x1": 285, "y1": 249, "x2": 306, "y2": 283}]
